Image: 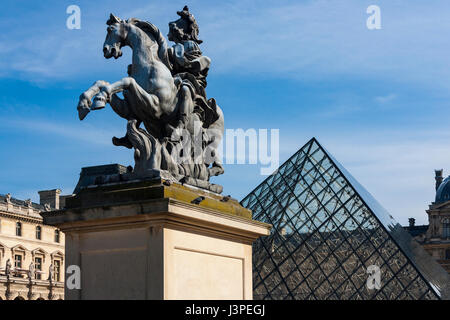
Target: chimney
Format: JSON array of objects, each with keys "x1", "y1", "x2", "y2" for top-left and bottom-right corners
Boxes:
[
  {"x1": 38, "y1": 189, "x2": 61, "y2": 210},
  {"x1": 408, "y1": 218, "x2": 416, "y2": 228},
  {"x1": 435, "y1": 169, "x2": 443, "y2": 191}
]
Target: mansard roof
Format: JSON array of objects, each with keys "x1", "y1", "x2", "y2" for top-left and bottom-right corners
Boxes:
[{"x1": 0, "y1": 194, "x2": 44, "y2": 211}]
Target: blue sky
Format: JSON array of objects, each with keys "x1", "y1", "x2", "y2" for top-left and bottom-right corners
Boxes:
[{"x1": 1, "y1": 0, "x2": 450, "y2": 225}]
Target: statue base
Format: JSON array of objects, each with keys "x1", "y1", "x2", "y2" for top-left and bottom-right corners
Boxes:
[
  {"x1": 73, "y1": 164, "x2": 224, "y2": 194},
  {"x1": 42, "y1": 179, "x2": 271, "y2": 300}
]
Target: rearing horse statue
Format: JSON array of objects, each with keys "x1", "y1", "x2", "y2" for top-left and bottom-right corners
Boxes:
[{"x1": 77, "y1": 13, "x2": 224, "y2": 193}]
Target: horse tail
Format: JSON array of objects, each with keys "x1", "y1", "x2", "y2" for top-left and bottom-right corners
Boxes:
[{"x1": 127, "y1": 119, "x2": 161, "y2": 173}]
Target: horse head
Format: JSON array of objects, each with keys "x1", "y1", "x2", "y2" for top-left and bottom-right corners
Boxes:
[
  {"x1": 103, "y1": 14, "x2": 126, "y2": 59},
  {"x1": 103, "y1": 14, "x2": 170, "y2": 67}
]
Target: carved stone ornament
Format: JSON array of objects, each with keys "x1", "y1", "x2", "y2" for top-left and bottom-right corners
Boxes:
[{"x1": 25, "y1": 199, "x2": 32, "y2": 208}]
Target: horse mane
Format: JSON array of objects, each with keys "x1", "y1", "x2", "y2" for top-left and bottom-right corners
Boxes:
[{"x1": 127, "y1": 18, "x2": 172, "y2": 70}]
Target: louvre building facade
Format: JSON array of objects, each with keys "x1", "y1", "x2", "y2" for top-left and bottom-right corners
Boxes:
[{"x1": 242, "y1": 138, "x2": 450, "y2": 300}]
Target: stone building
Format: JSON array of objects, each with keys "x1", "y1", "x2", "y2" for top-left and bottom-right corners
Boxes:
[
  {"x1": 417, "y1": 170, "x2": 450, "y2": 273},
  {"x1": 0, "y1": 190, "x2": 65, "y2": 300}
]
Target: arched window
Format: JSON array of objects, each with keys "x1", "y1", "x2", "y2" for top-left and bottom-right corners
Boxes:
[
  {"x1": 54, "y1": 230, "x2": 60, "y2": 243},
  {"x1": 443, "y1": 219, "x2": 450, "y2": 239},
  {"x1": 16, "y1": 222, "x2": 22, "y2": 237}
]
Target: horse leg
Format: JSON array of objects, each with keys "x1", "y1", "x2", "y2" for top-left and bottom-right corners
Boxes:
[
  {"x1": 110, "y1": 92, "x2": 134, "y2": 120},
  {"x1": 99, "y1": 77, "x2": 162, "y2": 118},
  {"x1": 166, "y1": 86, "x2": 193, "y2": 140},
  {"x1": 110, "y1": 93, "x2": 135, "y2": 149},
  {"x1": 99, "y1": 77, "x2": 163, "y2": 149},
  {"x1": 77, "y1": 80, "x2": 110, "y2": 120}
]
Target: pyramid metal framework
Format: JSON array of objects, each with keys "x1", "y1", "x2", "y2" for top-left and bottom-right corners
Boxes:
[{"x1": 241, "y1": 138, "x2": 449, "y2": 300}]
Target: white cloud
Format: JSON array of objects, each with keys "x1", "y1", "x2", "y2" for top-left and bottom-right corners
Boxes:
[
  {"x1": 375, "y1": 93, "x2": 397, "y2": 104},
  {"x1": 2, "y1": 0, "x2": 450, "y2": 92}
]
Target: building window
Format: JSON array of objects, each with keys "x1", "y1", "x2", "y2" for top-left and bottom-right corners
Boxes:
[
  {"x1": 16, "y1": 222, "x2": 22, "y2": 237},
  {"x1": 54, "y1": 260, "x2": 61, "y2": 282},
  {"x1": 443, "y1": 219, "x2": 450, "y2": 239},
  {"x1": 35, "y1": 257, "x2": 42, "y2": 280},
  {"x1": 36, "y1": 226, "x2": 42, "y2": 240},
  {"x1": 14, "y1": 254, "x2": 22, "y2": 269},
  {"x1": 54, "y1": 230, "x2": 60, "y2": 243}
]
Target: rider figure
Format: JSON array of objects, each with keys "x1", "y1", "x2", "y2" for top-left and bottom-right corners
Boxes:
[
  {"x1": 113, "y1": 6, "x2": 217, "y2": 148},
  {"x1": 166, "y1": 6, "x2": 218, "y2": 138}
]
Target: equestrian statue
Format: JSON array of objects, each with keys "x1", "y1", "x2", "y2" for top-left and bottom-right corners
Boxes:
[{"x1": 76, "y1": 6, "x2": 224, "y2": 193}]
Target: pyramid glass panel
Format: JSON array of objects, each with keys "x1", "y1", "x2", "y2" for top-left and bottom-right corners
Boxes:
[{"x1": 243, "y1": 138, "x2": 450, "y2": 300}]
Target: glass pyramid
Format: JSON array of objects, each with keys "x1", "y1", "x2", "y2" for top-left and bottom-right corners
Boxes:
[{"x1": 241, "y1": 138, "x2": 449, "y2": 300}]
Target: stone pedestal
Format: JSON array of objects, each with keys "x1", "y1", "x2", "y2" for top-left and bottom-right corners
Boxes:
[{"x1": 42, "y1": 179, "x2": 271, "y2": 300}]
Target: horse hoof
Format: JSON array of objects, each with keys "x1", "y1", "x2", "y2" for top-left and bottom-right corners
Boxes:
[
  {"x1": 78, "y1": 106, "x2": 90, "y2": 120},
  {"x1": 92, "y1": 94, "x2": 107, "y2": 110}
]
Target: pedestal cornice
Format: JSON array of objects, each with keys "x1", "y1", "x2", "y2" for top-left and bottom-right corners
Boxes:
[{"x1": 42, "y1": 179, "x2": 271, "y2": 243}]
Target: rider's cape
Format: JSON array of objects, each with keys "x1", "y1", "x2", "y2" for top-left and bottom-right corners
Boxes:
[
  {"x1": 175, "y1": 73, "x2": 219, "y2": 128},
  {"x1": 171, "y1": 41, "x2": 219, "y2": 127}
]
